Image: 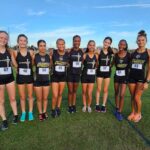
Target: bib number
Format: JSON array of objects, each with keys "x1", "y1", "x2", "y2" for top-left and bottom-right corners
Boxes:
[
  {"x1": 19, "y1": 68, "x2": 31, "y2": 75},
  {"x1": 0, "y1": 67, "x2": 12, "y2": 75},
  {"x1": 39, "y1": 68, "x2": 49, "y2": 75},
  {"x1": 132, "y1": 64, "x2": 142, "y2": 70},
  {"x1": 116, "y1": 70, "x2": 125, "y2": 76},
  {"x1": 87, "y1": 69, "x2": 95, "y2": 75},
  {"x1": 73, "y1": 61, "x2": 81, "y2": 68},
  {"x1": 55, "y1": 66, "x2": 65, "y2": 72},
  {"x1": 100, "y1": 66, "x2": 110, "y2": 72}
]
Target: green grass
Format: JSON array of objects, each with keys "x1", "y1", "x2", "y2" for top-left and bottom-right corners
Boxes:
[{"x1": 0, "y1": 69, "x2": 150, "y2": 150}]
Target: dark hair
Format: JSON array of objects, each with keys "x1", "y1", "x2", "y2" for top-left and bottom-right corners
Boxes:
[
  {"x1": 0, "y1": 30, "x2": 9, "y2": 50},
  {"x1": 73, "y1": 35, "x2": 81, "y2": 41},
  {"x1": 118, "y1": 39, "x2": 128, "y2": 51},
  {"x1": 17, "y1": 34, "x2": 28, "y2": 43},
  {"x1": 85, "y1": 40, "x2": 95, "y2": 53},
  {"x1": 56, "y1": 38, "x2": 65, "y2": 44},
  {"x1": 137, "y1": 30, "x2": 147, "y2": 41},
  {"x1": 37, "y1": 40, "x2": 46, "y2": 47},
  {"x1": 104, "y1": 36, "x2": 112, "y2": 44}
]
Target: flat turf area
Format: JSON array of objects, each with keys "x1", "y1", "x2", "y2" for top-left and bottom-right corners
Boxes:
[{"x1": 0, "y1": 69, "x2": 150, "y2": 150}]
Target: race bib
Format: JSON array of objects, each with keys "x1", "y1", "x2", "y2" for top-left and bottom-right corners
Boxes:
[
  {"x1": 0, "y1": 67, "x2": 12, "y2": 75},
  {"x1": 39, "y1": 68, "x2": 49, "y2": 75},
  {"x1": 87, "y1": 69, "x2": 96, "y2": 75},
  {"x1": 73, "y1": 61, "x2": 81, "y2": 68},
  {"x1": 19, "y1": 68, "x2": 31, "y2": 75},
  {"x1": 116, "y1": 70, "x2": 125, "y2": 76},
  {"x1": 100, "y1": 66, "x2": 110, "y2": 72},
  {"x1": 132, "y1": 64, "x2": 142, "y2": 70},
  {"x1": 55, "y1": 66, "x2": 65, "y2": 72}
]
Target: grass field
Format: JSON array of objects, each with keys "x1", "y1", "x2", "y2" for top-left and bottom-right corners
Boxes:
[{"x1": 0, "y1": 68, "x2": 150, "y2": 150}]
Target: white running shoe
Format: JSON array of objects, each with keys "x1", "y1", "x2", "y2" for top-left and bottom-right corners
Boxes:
[
  {"x1": 82, "y1": 106, "x2": 86, "y2": 112},
  {"x1": 87, "y1": 106, "x2": 92, "y2": 113}
]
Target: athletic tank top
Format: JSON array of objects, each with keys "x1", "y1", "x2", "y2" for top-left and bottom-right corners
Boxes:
[
  {"x1": 68, "y1": 49, "x2": 83, "y2": 75},
  {"x1": 34, "y1": 53, "x2": 50, "y2": 81},
  {"x1": 114, "y1": 52, "x2": 130, "y2": 77},
  {"x1": 52, "y1": 50, "x2": 69, "y2": 76},
  {"x1": 82, "y1": 54, "x2": 97, "y2": 76},
  {"x1": 97, "y1": 49, "x2": 113, "y2": 74},
  {"x1": 129, "y1": 49, "x2": 149, "y2": 80},
  {"x1": 0, "y1": 50, "x2": 13, "y2": 78},
  {"x1": 16, "y1": 51, "x2": 33, "y2": 77}
]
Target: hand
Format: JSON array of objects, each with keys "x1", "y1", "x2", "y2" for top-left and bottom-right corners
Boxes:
[{"x1": 143, "y1": 83, "x2": 149, "y2": 90}]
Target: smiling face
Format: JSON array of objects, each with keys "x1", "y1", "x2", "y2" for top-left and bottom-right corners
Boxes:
[
  {"x1": 73, "y1": 37, "x2": 81, "y2": 49},
  {"x1": 137, "y1": 36, "x2": 147, "y2": 48},
  {"x1": 118, "y1": 40, "x2": 127, "y2": 51},
  {"x1": 103, "y1": 39, "x2": 112, "y2": 49},
  {"x1": 0, "y1": 32, "x2": 9, "y2": 48},
  {"x1": 38, "y1": 42, "x2": 46, "y2": 53},
  {"x1": 18, "y1": 36, "x2": 28, "y2": 49},
  {"x1": 57, "y1": 40, "x2": 65, "y2": 51},
  {"x1": 87, "y1": 41, "x2": 95, "y2": 52}
]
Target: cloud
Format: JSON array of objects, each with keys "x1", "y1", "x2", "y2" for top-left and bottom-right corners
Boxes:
[
  {"x1": 27, "y1": 9, "x2": 46, "y2": 16},
  {"x1": 9, "y1": 26, "x2": 95, "y2": 46},
  {"x1": 92, "y1": 3, "x2": 150, "y2": 9}
]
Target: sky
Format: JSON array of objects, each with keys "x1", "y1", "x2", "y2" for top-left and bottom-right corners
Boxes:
[{"x1": 0, "y1": 0, "x2": 150, "y2": 49}]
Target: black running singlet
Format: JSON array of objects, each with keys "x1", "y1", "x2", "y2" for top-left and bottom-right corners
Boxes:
[
  {"x1": 82, "y1": 54, "x2": 97, "y2": 77},
  {"x1": 0, "y1": 50, "x2": 13, "y2": 80},
  {"x1": 68, "y1": 49, "x2": 83, "y2": 75},
  {"x1": 52, "y1": 50, "x2": 69, "y2": 76},
  {"x1": 34, "y1": 53, "x2": 50, "y2": 82},
  {"x1": 129, "y1": 49, "x2": 149, "y2": 81},
  {"x1": 16, "y1": 51, "x2": 33, "y2": 83},
  {"x1": 114, "y1": 52, "x2": 130, "y2": 78}
]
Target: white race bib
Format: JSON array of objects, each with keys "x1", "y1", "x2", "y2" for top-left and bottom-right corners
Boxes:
[
  {"x1": 0, "y1": 67, "x2": 12, "y2": 75},
  {"x1": 55, "y1": 66, "x2": 65, "y2": 72},
  {"x1": 39, "y1": 68, "x2": 49, "y2": 75},
  {"x1": 19, "y1": 68, "x2": 31, "y2": 75},
  {"x1": 87, "y1": 69, "x2": 96, "y2": 75},
  {"x1": 116, "y1": 70, "x2": 125, "y2": 76},
  {"x1": 100, "y1": 66, "x2": 110, "y2": 72},
  {"x1": 73, "y1": 61, "x2": 81, "y2": 68},
  {"x1": 132, "y1": 64, "x2": 142, "y2": 70}
]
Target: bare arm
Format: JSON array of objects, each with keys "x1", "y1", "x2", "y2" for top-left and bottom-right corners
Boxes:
[{"x1": 10, "y1": 49, "x2": 18, "y2": 68}]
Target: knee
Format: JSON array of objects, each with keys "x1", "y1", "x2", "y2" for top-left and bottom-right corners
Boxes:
[
  {"x1": 103, "y1": 88, "x2": 108, "y2": 94},
  {"x1": 0, "y1": 99, "x2": 5, "y2": 105},
  {"x1": 134, "y1": 95, "x2": 140, "y2": 102},
  {"x1": 120, "y1": 94, "x2": 125, "y2": 100},
  {"x1": 20, "y1": 96, "x2": 26, "y2": 101},
  {"x1": 43, "y1": 98, "x2": 48, "y2": 102},
  {"x1": 68, "y1": 89, "x2": 73, "y2": 94},
  {"x1": 115, "y1": 91, "x2": 119, "y2": 97},
  {"x1": 10, "y1": 97, "x2": 16, "y2": 102},
  {"x1": 96, "y1": 87, "x2": 101, "y2": 92},
  {"x1": 28, "y1": 94, "x2": 33, "y2": 100}
]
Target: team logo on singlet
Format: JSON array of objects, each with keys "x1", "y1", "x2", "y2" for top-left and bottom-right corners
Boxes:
[
  {"x1": 87, "y1": 60, "x2": 96, "y2": 68},
  {"x1": 119, "y1": 59, "x2": 124, "y2": 64},
  {"x1": 59, "y1": 56, "x2": 63, "y2": 61},
  {"x1": 136, "y1": 55, "x2": 140, "y2": 59},
  {"x1": 41, "y1": 57, "x2": 45, "y2": 62}
]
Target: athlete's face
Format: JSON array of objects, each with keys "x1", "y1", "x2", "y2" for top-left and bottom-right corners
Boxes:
[
  {"x1": 57, "y1": 40, "x2": 65, "y2": 51},
  {"x1": 38, "y1": 42, "x2": 46, "y2": 53},
  {"x1": 118, "y1": 41, "x2": 127, "y2": 51},
  {"x1": 73, "y1": 37, "x2": 81, "y2": 49},
  {"x1": 0, "y1": 32, "x2": 8, "y2": 47},
  {"x1": 137, "y1": 36, "x2": 147, "y2": 48},
  {"x1": 87, "y1": 42, "x2": 95, "y2": 52},
  {"x1": 18, "y1": 37, "x2": 28, "y2": 48},
  {"x1": 103, "y1": 39, "x2": 111, "y2": 49}
]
